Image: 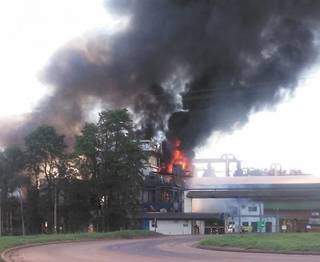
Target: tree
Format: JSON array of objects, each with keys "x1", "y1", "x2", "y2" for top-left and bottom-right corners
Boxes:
[
  {"x1": 0, "y1": 146, "x2": 26, "y2": 235},
  {"x1": 97, "y1": 109, "x2": 146, "y2": 230},
  {"x1": 75, "y1": 123, "x2": 99, "y2": 180},
  {"x1": 75, "y1": 109, "x2": 146, "y2": 231},
  {"x1": 0, "y1": 109, "x2": 147, "y2": 234},
  {"x1": 59, "y1": 177, "x2": 92, "y2": 232},
  {"x1": 24, "y1": 125, "x2": 67, "y2": 233},
  {"x1": 74, "y1": 123, "x2": 101, "y2": 229}
]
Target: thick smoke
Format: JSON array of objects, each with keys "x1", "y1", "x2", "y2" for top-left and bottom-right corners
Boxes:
[{"x1": 2, "y1": 0, "x2": 320, "y2": 150}]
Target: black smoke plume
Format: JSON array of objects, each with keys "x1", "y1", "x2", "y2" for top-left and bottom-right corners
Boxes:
[{"x1": 2, "y1": 0, "x2": 320, "y2": 151}]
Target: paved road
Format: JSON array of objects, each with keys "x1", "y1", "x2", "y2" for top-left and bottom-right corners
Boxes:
[{"x1": 5, "y1": 235, "x2": 320, "y2": 262}]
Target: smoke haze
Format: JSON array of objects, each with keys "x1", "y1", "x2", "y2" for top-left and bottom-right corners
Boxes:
[{"x1": 2, "y1": 0, "x2": 320, "y2": 150}]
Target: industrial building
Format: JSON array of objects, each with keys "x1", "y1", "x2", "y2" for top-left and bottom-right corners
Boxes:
[
  {"x1": 185, "y1": 176, "x2": 320, "y2": 234},
  {"x1": 140, "y1": 140, "x2": 320, "y2": 235}
]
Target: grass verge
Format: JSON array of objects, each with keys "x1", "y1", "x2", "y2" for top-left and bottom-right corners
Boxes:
[
  {"x1": 200, "y1": 233, "x2": 320, "y2": 252},
  {"x1": 0, "y1": 230, "x2": 158, "y2": 255}
]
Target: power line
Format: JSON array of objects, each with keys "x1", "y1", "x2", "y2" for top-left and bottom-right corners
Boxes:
[{"x1": 147, "y1": 74, "x2": 317, "y2": 100}]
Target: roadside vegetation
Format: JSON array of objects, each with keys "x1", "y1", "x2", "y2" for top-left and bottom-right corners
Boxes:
[
  {"x1": 0, "y1": 109, "x2": 147, "y2": 235},
  {"x1": 200, "y1": 233, "x2": 320, "y2": 252},
  {"x1": 0, "y1": 230, "x2": 158, "y2": 254}
]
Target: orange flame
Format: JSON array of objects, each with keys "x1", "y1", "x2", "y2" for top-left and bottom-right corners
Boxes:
[{"x1": 167, "y1": 139, "x2": 191, "y2": 174}]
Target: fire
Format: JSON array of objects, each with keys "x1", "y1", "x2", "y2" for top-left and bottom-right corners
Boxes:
[{"x1": 167, "y1": 139, "x2": 191, "y2": 174}]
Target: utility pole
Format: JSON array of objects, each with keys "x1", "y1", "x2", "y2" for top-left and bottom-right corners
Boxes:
[
  {"x1": 54, "y1": 181, "x2": 57, "y2": 234},
  {"x1": 237, "y1": 199, "x2": 241, "y2": 233},
  {"x1": 18, "y1": 188, "x2": 25, "y2": 236},
  {"x1": 276, "y1": 208, "x2": 280, "y2": 233}
]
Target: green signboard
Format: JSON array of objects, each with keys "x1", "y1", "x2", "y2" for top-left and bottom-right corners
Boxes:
[{"x1": 257, "y1": 221, "x2": 265, "y2": 229}]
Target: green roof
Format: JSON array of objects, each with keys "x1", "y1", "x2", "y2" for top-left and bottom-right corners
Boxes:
[{"x1": 264, "y1": 201, "x2": 320, "y2": 210}]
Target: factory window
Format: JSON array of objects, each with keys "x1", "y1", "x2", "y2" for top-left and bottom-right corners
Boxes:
[
  {"x1": 248, "y1": 206, "x2": 257, "y2": 212},
  {"x1": 160, "y1": 190, "x2": 171, "y2": 202},
  {"x1": 142, "y1": 191, "x2": 148, "y2": 203},
  {"x1": 173, "y1": 191, "x2": 179, "y2": 201},
  {"x1": 144, "y1": 190, "x2": 155, "y2": 202}
]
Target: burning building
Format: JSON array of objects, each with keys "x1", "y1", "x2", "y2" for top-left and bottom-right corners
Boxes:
[
  {"x1": 164, "y1": 139, "x2": 192, "y2": 175},
  {"x1": 140, "y1": 142, "x2": 239, "y2": 235},
  {"x1": 140, "y1": 144, "x2": 320, "y2": 235},
  {"x1": 140, "y1": 139, "x2": 192, "y2": 214}
]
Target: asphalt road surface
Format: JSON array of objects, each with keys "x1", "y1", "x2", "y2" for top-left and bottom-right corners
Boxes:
[{"x1": 6, "y1": 235, "x2": 320, "y2": 262}]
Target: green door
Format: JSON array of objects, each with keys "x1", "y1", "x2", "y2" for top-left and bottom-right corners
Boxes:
[{"x1": 266, "y1": 222, "x2": 272, "y2": 233}]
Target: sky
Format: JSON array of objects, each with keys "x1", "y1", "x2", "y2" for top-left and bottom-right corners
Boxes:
[
  {"x1": 0, "y1": 0, "x2": 121, "y2": 119},
  {"x1": 1, "y1": 0, "x2": 320, "y2": 175},
  {"x1": 196, "y1": 67, "x2": 320, "y2": 175}
]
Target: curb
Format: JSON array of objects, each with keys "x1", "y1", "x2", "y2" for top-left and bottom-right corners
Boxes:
[
  {"x1": 197, "y1": 245, "x2": 320, "y2": 256},
  {"x1": 1, "y1": 239, "x2": 108, "y2": 262},
  {"x1": 1, "y1": 235, "x2": 162, "y2": 262},
  {"x1": 2, "y1": 242, "x2": 67, "y2": 262}
]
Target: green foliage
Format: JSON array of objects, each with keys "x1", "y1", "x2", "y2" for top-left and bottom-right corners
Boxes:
[
  {"x1": 0, "y1": 146, "x2": 26, "y2": 235},
  {"x1": 25, "y1": 125, "x2": 66, "y2": 185},
  {"x1": 0, "y1": 146, "x2": 25, "y2": 193},
  {"x1": 75, "y1": 109, "x2": 147, "y2": 231},
  {"x1": 200, "y1": 233, "x2": 320, "y2": 252},
  {"x1": 59, "y1": 178, "x2": 92, "y2": 233},
  {"x1": 98, "y1": 110, "x2": 146, "y2": 230},
  {"x1": 75, "y1": 123, "x2": 99, "y2": 180},
  {"x1": 24, "y1": 125, "x2": 67, "y2": 233},
  {"x1": 25, "y1": 126, "x2": 66, "y2": 159},
  {"x1": 76, "y1": 123, "x2": 98, "y2": 155},
  {"x1": 1, "y1": 109, "x2": 147, "y2": 235}
]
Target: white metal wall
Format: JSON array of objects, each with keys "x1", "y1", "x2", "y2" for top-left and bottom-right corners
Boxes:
[
  {"x1": 183, "y1": 191, "x2": 192, "y2": 212},
  {"x1": 149, "y1": 220, "x2": 192, "y2": 235}
]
